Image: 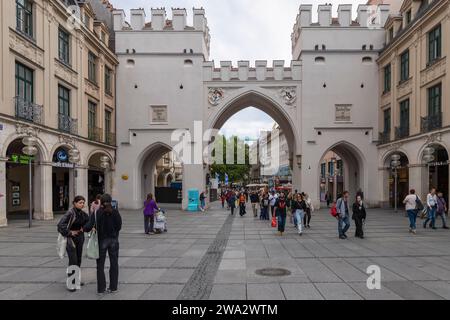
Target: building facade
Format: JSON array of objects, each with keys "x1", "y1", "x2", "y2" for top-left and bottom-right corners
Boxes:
[
  {"x1": 0, "y1": 0, "x2": 118, "y2": 226},
  {"x1": 377, "y1": 0, "x2": 449, "y2": 207}
]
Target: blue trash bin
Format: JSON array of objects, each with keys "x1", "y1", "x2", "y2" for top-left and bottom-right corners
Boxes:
[{"x1": 187, "y1": 189, "x2": 199, "y2": 212}]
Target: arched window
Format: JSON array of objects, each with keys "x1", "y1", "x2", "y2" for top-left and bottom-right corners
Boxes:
[
  {"x1": 315, "y1": 56, "x2": 326, "y2": 64},
  {"x1": 362, "y1": 56, "x2": 372, "y2": 64}
]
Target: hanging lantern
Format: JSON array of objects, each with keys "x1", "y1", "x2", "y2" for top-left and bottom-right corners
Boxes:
[
  {"x1": 423, "y1": 154, "x2": 435, "y2": 163},
  {"x1": 100, "y1": 161, "x2": 110, "y2": 169},
  {"x1": 391, "y1": 160, "x2": 401, "y2": 168},
  {"x1": 68, "y1": 148, "x2": 80, "y2": 157},
  {"x1": 22, "y1": 136, "x2": 38, "y2": 147},
  {"x1": 100, "y1": 156, "x2": 110, "y2": 163},
  {"x1": 423, "y1": 147, "x2": 435, "y2": 156},
  {"x1": 390, "y1": 154, "x2": 401, "y2": 162},
  {"x1": 22, "y1": 145, "x2": 38, "y2": 156}
]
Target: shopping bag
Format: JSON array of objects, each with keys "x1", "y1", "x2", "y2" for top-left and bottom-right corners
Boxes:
[
  {"x1": 86, "y1": 230, "x2": 99, "y2": 259},
  {"x1": 271, "y1": 216, "x2": 277, "y2": 228},
  {"x1": 57, "y1": 234, "x2": 67, "y2": 259}
]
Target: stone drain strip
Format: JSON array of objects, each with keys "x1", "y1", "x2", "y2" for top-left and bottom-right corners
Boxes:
[{"x1": 177, "y1": 214, "x2": 234, "y2": 300}]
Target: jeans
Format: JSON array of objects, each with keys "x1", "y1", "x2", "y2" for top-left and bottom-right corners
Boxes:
[
  {"x1": 294, "y1": 209, "x2": 304, "y2": 233},
  {"x1": 252, "y1": 203, "x2": 258, "y2": 217},
  {"x1": 277, "y1": 214, "x2": 286, "y2": 233},
  {"x1": 303, "y1": 208, "x2": 311, "y2": 226},
  {"x1": 239, "y1": 203, "x2": 246, "y2": 216},
  {"x1": 407, "y1": 209, "x2": 417, "y2": 230},
  {"x1": 338, "y1": 215, "x2": 350, "y2": 237},
  {"x1": 144, "y1": 215, "x2": 154, "y2": 233},
  {"x1": 437, "y1": 211, "x2": 447, "y2": 227},
  {"x1": 230, "y1": 206, "x2": 235, "y2": 215},
  {"x1": 66, "y1": 234, "x2": 85, "y2": 268},
  {"x1": 97, "y1": 237, "x2": 119, "y2": 293},
  {"x1": 424, "y1": 206, "x2": 436, "y2": 228}
]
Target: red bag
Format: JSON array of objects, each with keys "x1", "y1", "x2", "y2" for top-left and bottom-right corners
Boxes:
[
  {"x1": 271, "y1": 216, "x2": 277, "y2": 228},
  {"x1": 330, "y1": 203, "x2": 338, "y2": 217}
]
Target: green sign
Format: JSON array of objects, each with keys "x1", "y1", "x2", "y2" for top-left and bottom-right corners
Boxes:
[{"x1": 9, "y1": 154, "x2": 34, "y2": 164}]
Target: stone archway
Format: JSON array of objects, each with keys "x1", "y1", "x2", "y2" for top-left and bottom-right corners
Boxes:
[
  {"x1": 206, "y1": 90, "x2": 301, "y2": 190},
  {"x1": 381, "y1": 151, "x2": 410, "y2": 208}
]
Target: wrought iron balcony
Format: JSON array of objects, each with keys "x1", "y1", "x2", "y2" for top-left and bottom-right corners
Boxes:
[
  {"x1": 88, "y1": 126, "x2": 103, "y2": 143},
  {"x1": 378, "y1": 131, "x2": 391, "y2": 145},
  {"x1": 105, "y1": 132, "x2": 116, "y2": 146},
  {"x1": 421, "y1": 113, "x2": 442, "y2": 133},
  {"x1": 14, "y1": 96, "x2": 44, "y2": 125},
  {"x1": 58, "y1": 113, "x2": 78, "y2": 135},
  {"x1": 395, "y1": 126, "x2": 409, "y2": 140}
]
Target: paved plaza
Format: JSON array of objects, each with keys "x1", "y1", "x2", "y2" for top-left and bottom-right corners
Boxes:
[{"x1": 0, "y1": 202, "x2": 450, "y2": 300}]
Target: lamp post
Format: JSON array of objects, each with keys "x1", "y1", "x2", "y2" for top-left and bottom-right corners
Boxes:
[
  {"x1": 100, "y1": 156, "x2": 110, "y2": 194},
  {"x1": 22, "y1": 135, "x2": 38, "y2": 228},
  {"x1": 390, "y1": 154, "x2": 401, "y2": 213},
  {"x1": 68, "y1": 147, "x2": 80, "y2": 200}
]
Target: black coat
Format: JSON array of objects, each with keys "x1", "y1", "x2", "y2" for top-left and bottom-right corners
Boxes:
[
  {"x1": 57, "y1": 208, "x2": 89, "y2": 237},
  {"x1": 352, "y1": 202, "x2": 367, "y2": 220},
  {"x1": 84, "y1": 207, "x2": 122, "y2": 241}
]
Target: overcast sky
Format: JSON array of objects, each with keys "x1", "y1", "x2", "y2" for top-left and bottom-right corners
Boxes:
[{"x1": 112, "y1": 0, "x2": 367, "y2": 139}]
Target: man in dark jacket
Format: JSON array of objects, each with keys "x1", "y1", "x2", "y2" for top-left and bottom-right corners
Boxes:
[
  {"x1": 84, "y1": 194, "x2": 122, "y2": 294},
  {"x1": 352, "y1": 195, "x2": 367, "y2": 239}
]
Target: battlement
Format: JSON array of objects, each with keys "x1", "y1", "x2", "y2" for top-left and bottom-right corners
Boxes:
[
  {"x1": 203, "y1": 61, "x2": 301, "y2": 82},
  {"x1": 112, "y1": 7, "x2": 210, "y2": 34},
  {"x1": 292, "y1": 3, "x2": 390, "y2": 31}
]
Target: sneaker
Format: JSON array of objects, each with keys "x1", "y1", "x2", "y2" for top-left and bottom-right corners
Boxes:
[
  {"x1": 412, "y1": 229, "x2": 416, "y2": 234},
  {"x1": 67, "y1": 288, "x2": 76, "y2": 293},
  {"x1": 423, "y1": 222, "x2": 427, "y2": 229},
  {"x1": 298, "y1": 232, "x2": 302, "y2": 236},
  {"x1": 307, "y1": 225, "x2": 311, "y2": 228},
  {"x1": 107, "y1": 288, "x2": 118, "y2": 294},
  {"x1": 443, "y1": 226, "x2": 449, "y2": 229},
  {"x1": 339, "y1": 235, "x2": 346, "y2": 239},
  {"x1": 432, "y1": 227, "x2": 437, "y2": 230},
  {"x1": 97, "y1": 291, "x2": 107, "y2": 297},
  {"x1": 80, "y1": 282, "x2": 85, "y2": 287},
  {"x1": 149, "y1": 232, "x2": 155, "y2": 235},
  {"x1": 343, "y1": 234, "x2": 348, "y2": 239}
]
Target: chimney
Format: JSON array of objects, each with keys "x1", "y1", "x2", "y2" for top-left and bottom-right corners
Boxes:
[
  {"x1": 318, "y1": 4, "x2": 332, "y2": 27},
  {"x1": 379, "y1": 4, "x2": 390, "y2": 27},
  {"x1": 338, "y1": 4, "x2": 352, "y2": 27},
  {"x1": 112, "y1": 9, "x2": 125, "y2": 31},
  {"x1": 299, "y1": 4, "x2": 312, "y2": 27},
  {"x1": 193, "y1": 8, "x2": 206, "y2": 31},
  {"x1": 130, "y1": 8, "x2": 146, "y2": 30},
  {"x1": 151, "y1": 8, "x2": 166, "y2": 30},
  {"x1": 172, "y1": 8, "x2": 187, "y2": 31},
  {"x1": 357, "y1": 5, "x2": 369, "y2": 27}
]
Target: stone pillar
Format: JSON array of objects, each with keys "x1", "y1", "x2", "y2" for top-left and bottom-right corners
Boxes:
[
  {"x1": 0, "y1": 158, "x2": 8, "y2": 227},
  {"x1": 34, "y1": 162, "x2": 53, "y2": 220},
  {"x1": 75, "y1": 166, "x2": 89, "y2": 203},
  {"x1": 182, "y1": 164, "x2": 205, "y2": 210},
  {"x1": 409, "y1": 164, "x2": 427, "y2": 199}
]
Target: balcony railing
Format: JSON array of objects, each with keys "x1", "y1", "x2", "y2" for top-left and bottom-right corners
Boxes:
[
  {"x1": 421, "y1": 113, "x2": 442, "y2": 133},
  {"x1": 395, "y1": 126, "x2": 409, "y2": 140},
  {"x1": 14, "y1": 96, "x2": 44, "y2": 125},
  {"x1": 88, "y1": 126, "x2": 103, "y2": 143},
  {"x1": 105, "y1": 132, "x2": 116, "y2": 146},
  {"x1": 58, "y1": 113, "x2": 78, "y2": 135},
  {"x1": 378, "y1": 131, "x2": 391, "y2": 145}
]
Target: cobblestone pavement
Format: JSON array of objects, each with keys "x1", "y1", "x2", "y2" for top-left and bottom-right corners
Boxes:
[{"x1": 0, "y1": 202, "x2": 450, "y2": 300}]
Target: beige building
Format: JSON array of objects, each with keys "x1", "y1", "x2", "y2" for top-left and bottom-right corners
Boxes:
[
  {"x1": 0, "y1": 0, "x2": 118, "y2": 226},
  {"x1": 377, "y1": 0, "x2": 449, "y2": 207},
  {"x1": 154, "y1": 152, "x2": 183, "y2": 187}
]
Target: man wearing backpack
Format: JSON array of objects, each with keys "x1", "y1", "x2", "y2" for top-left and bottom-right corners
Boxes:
[{"x1": 336, "y1": 191, "x2": 351, "y2": 239}]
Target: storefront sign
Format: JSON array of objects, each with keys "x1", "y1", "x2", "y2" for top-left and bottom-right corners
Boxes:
[
  {"x1": 9, "y1": 154, "x2": 34, "y2": 164},
  {"x1": 427, "y1": 160, "x2": 450, "y2": 167},
  {"x1": 52, "y1": 162, "x2": 74, "y2": 168}
]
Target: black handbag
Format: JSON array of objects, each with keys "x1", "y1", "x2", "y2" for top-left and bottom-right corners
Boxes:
[{"x1": 415, "y1": 196, "x2": 424, "y2": 211}]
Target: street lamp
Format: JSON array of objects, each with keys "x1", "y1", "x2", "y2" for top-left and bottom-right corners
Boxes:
[
  {"x1": 22, "y1": 135, "x2": 38, "y2": 228},
  {"x1": 390, "y1": 154, "x2": 401, "y2": 213},
  {"x1": 68, "y1": 147, "x2": 80, "y2": 199}
]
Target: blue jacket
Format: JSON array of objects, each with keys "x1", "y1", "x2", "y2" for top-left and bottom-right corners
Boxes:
[{"x1": 336, "y1": 197, "x2": 350, "y2": 218}]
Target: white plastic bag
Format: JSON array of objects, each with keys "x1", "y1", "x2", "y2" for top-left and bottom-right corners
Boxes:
[{"x1": 57, "y1": 234, "x2": 67, "y2": 259}]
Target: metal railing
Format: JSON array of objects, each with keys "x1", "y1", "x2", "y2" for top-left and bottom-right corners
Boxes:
[
  {"x1": 58, "y1": 113, "x2": 78, "y2": 135},
  {"x1": 421, "y1": 113, "x2": 442, "y2": 133},
  {"x1": 14, "y1": 96, "x2": 44, "y2": 124},
  {"x1": 395, "y1": 126, "x2": 409, "y2": 140},
  {"x1": 378, "y1": 131, "x2": 391, "y2": 145},
  {"x1": 88, "y1": 126, "x2": 103, "y2": 143},
  {"x1": 105, "y1": 132, "x2": 116, "y2": 146}
]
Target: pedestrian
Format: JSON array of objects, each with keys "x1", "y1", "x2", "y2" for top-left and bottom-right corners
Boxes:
[
  {"x1": 143, "y1": 193, "x2": 158, "y2": 235},
  {"x1": 424, "y1": 188, "x2": 438, "y2": 230},
  {"x1": 90, "y1": 194, "x2": 102, "y2": 215},
  {"x1": 250, "y1": 191, "x2": 260, "y2": 218},
  {"x1": 403, "y1": 189, "x2": 420, "y2": 234},
  {"x1": 199, "y1": 191, "x2": 206, "y2": 212},
  {"x1": 83, "y1": 194, "x2": 122, "y2": 295},
  {"x1": 260, "y1": 193, "x2": 270, "y2": 220},
  {"x1": 336, "y1": 191, "x2": 351, "y2": 239},
  {"x1": 220, "y1": 191, "x2": 226, "y2": 209},
  {"x1": 352, "y1": 195, "x2": 366, "y2": 239},
  {"x1": 228, "y1": 192, "x2": 237, "y2": 215},
  {"x1": 239, "y1": 192, "x2": 246, "y2": 216},
  {"x1": 356, "y1": 188, "x2": 364, "y2": 200},
  {"x1": 436, "y1": 192, "x2": 449, "y2": 229},
  {"x1": 292, "y1": 193, "x2": 307, "y2": 235},
  {"x1": 303, "y1": 193, "x2": 313, "y2": 228},
  {"x1": 269, "y1": 191, "x2": 277, "y2": 217},
  {"x1": 57, "y1": 196, "x2": 89, "y2": 292},
  {"x1": 274, "y1": 192, "x2": 288, "y2": 236}
]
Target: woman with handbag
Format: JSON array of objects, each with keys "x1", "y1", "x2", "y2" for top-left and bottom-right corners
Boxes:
[
  {"x1": 143, "y1": 193, "x2": 158, "y2": 235},
  {"x1": 403, "y1": 189, "x2": 421, "y2": 234},
  {"x1": 57, "y1": 195, "x2": 89, "y2": 292},
  {"x1": 352, "y1": 195, "x2": 367, "y2": 239},
  {"x1": 83, "y1": 194, "x2": 122, "y2": 295}
]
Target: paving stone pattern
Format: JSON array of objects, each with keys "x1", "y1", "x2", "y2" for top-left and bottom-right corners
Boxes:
[{"x1": 0, "y1": 202, "x2": 450, "y2": 300}]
